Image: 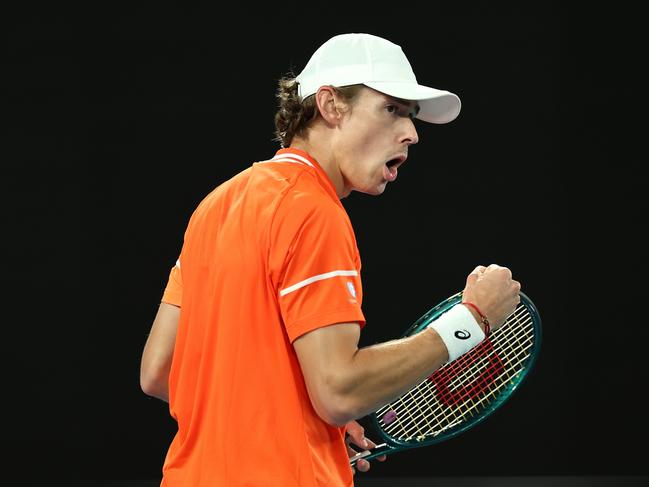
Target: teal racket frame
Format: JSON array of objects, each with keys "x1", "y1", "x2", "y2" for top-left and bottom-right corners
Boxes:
[{"x1": 350, "y1": 291, "x2": 542, "y2": 465}]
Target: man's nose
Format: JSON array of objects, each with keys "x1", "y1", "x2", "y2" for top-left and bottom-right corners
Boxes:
[{"x1": 401, "y1": 118, "x2": 419, "y2": 146}]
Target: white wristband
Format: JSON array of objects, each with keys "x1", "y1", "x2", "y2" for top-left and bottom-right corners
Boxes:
[{"x1": 428, "y1": 304, "x2": 486, "y2": 362}]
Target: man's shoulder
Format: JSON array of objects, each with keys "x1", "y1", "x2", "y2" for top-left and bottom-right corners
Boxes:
[{"x1": 248, "y1": 162, "x2": 333, "y2": 209}]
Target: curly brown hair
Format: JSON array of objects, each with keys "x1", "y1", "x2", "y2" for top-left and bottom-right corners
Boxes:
[{"x1": 273, "y1": 73, "x2": 363, "y2": 147}]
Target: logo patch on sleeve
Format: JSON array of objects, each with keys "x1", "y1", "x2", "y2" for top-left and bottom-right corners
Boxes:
[{"x1": 346, "y1": 281, "x2": 357, "y2": 298}]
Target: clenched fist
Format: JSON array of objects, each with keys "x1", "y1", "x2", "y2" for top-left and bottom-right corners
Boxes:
[{"x1": 461, "y1": 264, "x2": 521, "y2": 331}]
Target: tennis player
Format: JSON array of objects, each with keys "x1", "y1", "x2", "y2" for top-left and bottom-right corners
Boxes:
[{"x1": 140, "y1": 33, "x2": 521, "y2": 486}]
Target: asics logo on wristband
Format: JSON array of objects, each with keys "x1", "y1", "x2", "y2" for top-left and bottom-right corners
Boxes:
[
  {"x1": 454, "y1": 330, "x2": 471, "y2": 340},
  {"x1": 429, "y1": 305, "x2": 485, "y2": 363}
]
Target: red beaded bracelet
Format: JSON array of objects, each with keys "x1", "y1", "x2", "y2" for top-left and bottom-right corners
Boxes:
[{"x1": 462, "y1": 301, "x2": 490, "y2": 336}]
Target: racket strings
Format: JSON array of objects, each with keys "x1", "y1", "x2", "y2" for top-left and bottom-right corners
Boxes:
[
  {"x1": 382, "y1": 310, "x2": 533, "y2": 440},
  {"x1": 433, "y1": 332, "x2": 533, "y2": 429},
  {"x1": 394, "y1": 314, "x2": 532, "y2": 436},
  {"x1": 405, "y1": 337, "x2": 529, "y2": 438},
  {"x1": 376, "y1": 304, "x2": 535, "y2": 441},
  {"x1": 384, "y1": 321, "x2": 532, "y2": 440},
  {"x1": 377, "y1": 305, "x2": 529, "y2": 418}
]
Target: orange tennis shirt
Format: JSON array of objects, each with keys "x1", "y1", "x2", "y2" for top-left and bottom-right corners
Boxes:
[{"x1": 160, "y1": 148, "x2": 366, "y2": 486}]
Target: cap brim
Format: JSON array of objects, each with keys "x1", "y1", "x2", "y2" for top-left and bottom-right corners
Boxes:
[{"x1": 364, "y1": 81, "x2": 461, "y2": 124}]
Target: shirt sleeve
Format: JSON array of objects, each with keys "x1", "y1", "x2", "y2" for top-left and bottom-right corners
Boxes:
[
  {"x1": 271, "y1": 198, "x2": 366, "y2": 343},
  {"x1": 161, "y1": 261, "x2": 182, "y2": 306}
]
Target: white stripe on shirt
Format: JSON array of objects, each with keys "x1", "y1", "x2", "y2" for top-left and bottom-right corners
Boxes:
[
  {"x1": 272, "y1": 153, "x2": 315, "y2": 167},
  {"x1": 279, "y1": 270, "x2": 358, "y2": 297},
  {"x1": 257, "y1": 154, "x2": 315, "y2": 168},
  {"x1": 259, "y1": 157, "x2": 306, "y2": 166}
]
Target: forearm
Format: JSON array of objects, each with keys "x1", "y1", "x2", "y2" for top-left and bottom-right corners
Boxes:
[
  {"x1": 296, "y1": 306, "x2": 486, "y2": 426},
  {"x1": 339, "y1": 327, "x2": 449, "y2": 419},
  {"x1": 141, "y1": 360, "x2": 170, "y2": 402},
  {"x1": 140, "y1": 303, "x2": 179, "y2": 403}
]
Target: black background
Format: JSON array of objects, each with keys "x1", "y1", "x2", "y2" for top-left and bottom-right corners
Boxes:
[{"x1": 5, "y1": 4, "x2": 647, "y2": 485}]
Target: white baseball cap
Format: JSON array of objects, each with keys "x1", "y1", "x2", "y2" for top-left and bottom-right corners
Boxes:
[{"x1": 295, "y1": 33, "x2": 461, "y2": 124}]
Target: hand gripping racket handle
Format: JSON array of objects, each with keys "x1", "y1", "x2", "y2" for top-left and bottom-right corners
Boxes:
[{"x1": 349, "y1": 443, "x2": 392, "y2": 467}]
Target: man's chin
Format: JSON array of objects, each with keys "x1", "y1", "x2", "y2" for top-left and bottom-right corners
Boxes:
[
  {"x1": 369, "y1": 182, "x2": 388, "y2": 196},
  {"x1": 348, "y1": 180, "x2": 388, "y2": 197}
]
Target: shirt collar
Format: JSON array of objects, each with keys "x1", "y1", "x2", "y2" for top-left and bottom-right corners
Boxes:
[{"x1": 273, "y1": 147, "x2": 341, "y2": 203}]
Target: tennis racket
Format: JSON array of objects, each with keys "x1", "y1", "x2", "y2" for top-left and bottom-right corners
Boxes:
[{"x1": 349, "y1": 291, "x2": 541, "y2": 466}]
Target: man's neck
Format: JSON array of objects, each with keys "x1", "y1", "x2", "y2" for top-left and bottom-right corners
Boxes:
[{"x1": 290, "y1": 138, "x2": 347, "y2": 199}]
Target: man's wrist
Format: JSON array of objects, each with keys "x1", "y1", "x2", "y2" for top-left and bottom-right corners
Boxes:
[
  {"x1": 462, "y1": 303, "x2": 486, "y2": 333},
  {"x1": 427, "y1": 304, "x2": 486, "y2": 363}
]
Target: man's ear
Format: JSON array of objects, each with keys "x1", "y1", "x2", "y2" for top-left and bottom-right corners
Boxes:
[{"x1": 315, "y1": 86, "x2": 345, "y2": 125}]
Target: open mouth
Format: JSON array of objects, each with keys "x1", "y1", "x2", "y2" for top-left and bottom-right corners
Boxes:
[
  {"x1": 384, "y1": 155, "x2": 407, "y2": 182},
  {"x1": 386, "y1": 154, "x2": 407, "y2": 169},
  {"x1": 386, "y1": 158, "x2": 400, "y2": 168}
]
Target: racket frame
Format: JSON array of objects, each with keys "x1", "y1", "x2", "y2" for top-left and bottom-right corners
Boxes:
[{"x1": 350, "y1": 291, "x2": 542, "y2": 465}]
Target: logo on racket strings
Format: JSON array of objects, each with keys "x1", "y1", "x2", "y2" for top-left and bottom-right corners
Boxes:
[{"x1": 454, "y1": 329, "x2": 471, "y2": 340}]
